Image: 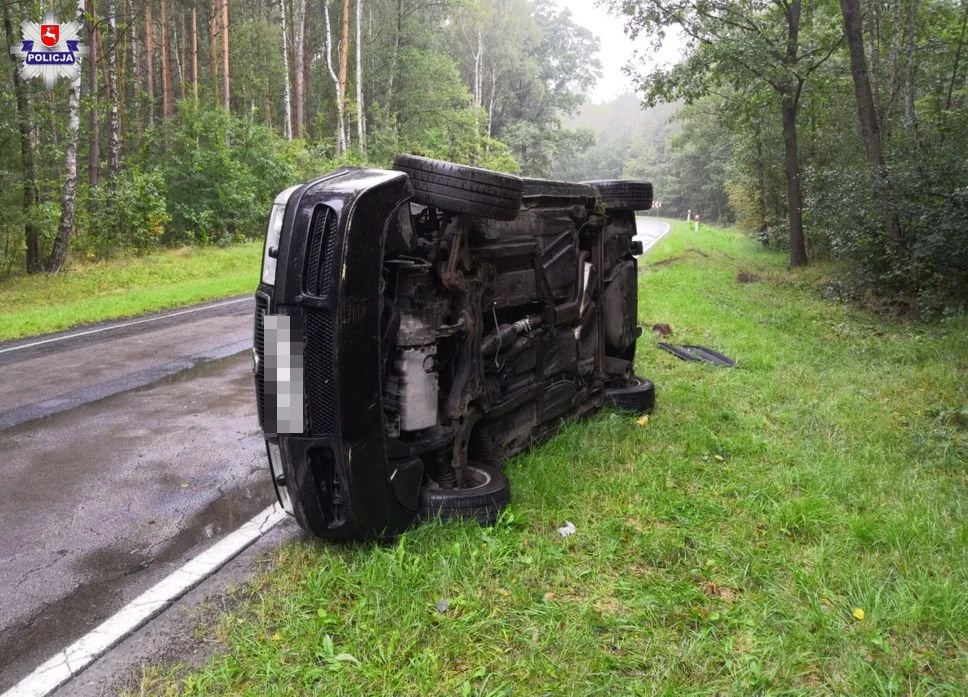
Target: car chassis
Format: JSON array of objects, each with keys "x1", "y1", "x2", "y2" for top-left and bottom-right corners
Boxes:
[{"x1": 255, "y1": 155, "x2": 655, "y2": 540}]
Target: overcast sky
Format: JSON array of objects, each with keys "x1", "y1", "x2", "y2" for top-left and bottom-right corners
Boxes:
[{"x1": 553, "y1": 0, "x2": 683, "y2": 104}]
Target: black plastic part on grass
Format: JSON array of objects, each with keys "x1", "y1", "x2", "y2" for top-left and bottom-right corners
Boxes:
[
  {"x1": 658, "y1": 343, "x2": 736, "y2": 368},
  {"x1": 419, "y1": 463, "x2": 511, "y2": 525},
  {"x1": 603, "y1": 376, "x2": 656, "y2": 413}
]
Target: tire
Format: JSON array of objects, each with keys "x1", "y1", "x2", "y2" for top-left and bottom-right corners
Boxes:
[
  {"x1": 394, "y1": 154, "x2": 523, "y2": 221},
  {"x1": 419, "y1": 462, "x2": 511, "y2": 525},
  {"x1": 581, "y1": 179, "x2": 653, "y2": 212},
  {"x1": 604, "y1": 375, "x2": 656, "y2": 413}
]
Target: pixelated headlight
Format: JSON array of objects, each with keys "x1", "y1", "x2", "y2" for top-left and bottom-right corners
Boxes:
[{"x1": 261, "y1": 185, "x2": 301, "y2": 286}]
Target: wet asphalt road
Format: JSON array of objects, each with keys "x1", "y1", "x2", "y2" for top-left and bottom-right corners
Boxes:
[
  {"x1": 0, "y1": 297, "x2": 278, "y2": 692},
  {"x1": 635, "y1": 216, "x2": 671, "y2": 255}
]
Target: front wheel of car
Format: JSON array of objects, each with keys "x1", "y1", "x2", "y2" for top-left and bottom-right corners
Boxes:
[
  {"x1": 419, "y1": 462, "x2": 511, "y2": 525},
  {"x1": 604, "y1": 375, "x2": 656, "y2": 413},
  {"x1": 393, "y1": 154, "x2": 524, "y2": 221}
]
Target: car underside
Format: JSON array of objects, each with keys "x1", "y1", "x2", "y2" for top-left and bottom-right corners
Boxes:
[{"x1": 254, "y1": 155, "x2": 655, "y2": 540}]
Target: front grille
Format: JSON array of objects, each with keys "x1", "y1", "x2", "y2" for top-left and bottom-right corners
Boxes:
[
  {"x1": 304, "y1": 309, "x2": 337, "y2": 435},
  {"x1": 305, "y1": 206, "x2": 338, "y2": 296},
  {"x1": 254, "y1": 294, "x2": 268, "y2": 428}
]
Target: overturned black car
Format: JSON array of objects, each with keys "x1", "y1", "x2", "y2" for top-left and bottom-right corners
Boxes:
[{"x1": 254, "y1": 155, "x2": 655, "y2": 540}]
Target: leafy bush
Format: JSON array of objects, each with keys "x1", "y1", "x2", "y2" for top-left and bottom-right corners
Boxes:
[
  {"x1": 804, "y1": 145, "x2": 968, "y2": 316},
  {"x1": 80, "y1": 168, "x2": 169, "y2": 257},
  {"x1": 156, "y1": 102, "x2": 301, "y2": 245}
]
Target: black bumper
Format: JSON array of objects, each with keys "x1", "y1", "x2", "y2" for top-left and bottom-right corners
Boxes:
[{"x1": 255, "y1": 168, "x2": 420, "y2": 539}]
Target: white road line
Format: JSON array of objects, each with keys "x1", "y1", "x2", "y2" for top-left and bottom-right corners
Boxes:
[
  {"x1": 2, "y1": 505, "x2": 287, "y2": 697},
  {"x1": 0, "y1": 297, "x2": 251, "y2": 356}
]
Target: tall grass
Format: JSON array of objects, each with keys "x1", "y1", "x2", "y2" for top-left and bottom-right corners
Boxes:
[{"x1": 0, "y1": 243, "x2": 261, "y2": 341}]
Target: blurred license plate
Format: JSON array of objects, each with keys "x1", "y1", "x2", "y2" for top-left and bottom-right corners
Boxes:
[{"x1": 263, "y1": 314, "x2": 304, "y2": 434}]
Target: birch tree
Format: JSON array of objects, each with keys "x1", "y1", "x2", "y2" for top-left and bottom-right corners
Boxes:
[
  {"x1": 279, "y1": 0, "x2": 293, "y2": 139},
  {"x1": 107, "y1": 0, "x2": 120, "y2": 175},
  {"x1": 90, "y1": 0, "x2": 102, "y2": 185},
  {"x1": 49, "y1": 0, "x2": 86, "y2": 271},
  {"x1": 324, "y1": 0, "x2": 346, "y2": 152},
  {"x1": 293, "y1": 0, "x2": 307, "y2": 136}
]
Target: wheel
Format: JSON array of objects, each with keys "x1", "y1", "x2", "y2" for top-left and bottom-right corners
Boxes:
[
  {"x1": 393, "y1": 154, "x2": 523, "y2": 221},
  {"x1": 419, "y1": 462, "x2": 511, "y2": 525},
  {"x1": 603, "y1": 375, "x2": 655, "y2": 413},
  {"x1": 581, "y1": 179, "x2": 653, "y2": 212}
]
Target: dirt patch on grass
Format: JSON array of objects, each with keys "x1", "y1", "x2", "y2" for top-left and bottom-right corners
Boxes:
[
  {"x1": 700, "y1": 582, "x2": 740, "y2": 604},
  {"x1": 736, "y1": 270, "x2": 760, "y2": 284},
  {"x1": 642, "y1": 247, "x2": 711, "y2": 270}
]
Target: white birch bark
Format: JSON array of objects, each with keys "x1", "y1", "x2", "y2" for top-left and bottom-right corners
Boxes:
[
  {"x1": 50, "y1": 0, "x2": 85, "y2": 272},
  {"x1": 278, "y1": 0, "x2": 292, "y2": 139},
  {"x1": 107, "y1": 0, "x2": 120, "y2": 175},
  {"x1": 324, "y1": 0, "x2": 346, "y2": 153},
  {"x1": 293, "y1": 0, "x2": 306, "y2": 136}
]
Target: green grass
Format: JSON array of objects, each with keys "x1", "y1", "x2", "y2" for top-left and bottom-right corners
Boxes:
[
  {"x1": 0, "y1": 243, "x2": 262, "y2": 341},
  {"x1": 133, "y1": 222, "x2": 967, "y2": 696}
]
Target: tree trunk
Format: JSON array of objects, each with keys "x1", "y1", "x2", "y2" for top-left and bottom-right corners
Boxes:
[
  {"x1": 221, "y1": 0, "x2": 230, "y2": 109},
  {"x1": 840, "y1": 0, "x2": 903, "y2": 244},
  {"x1": 172, "y1": 8, "x2": 185, "y2": 101},
  {"x1": 903, "y1": 0, "x2": 919, "y2": 127},
  {"x1": 324, "y1": 0, "x2": 345, "y2": 153},
  {"x1": 781, "y1": 92, "x2": 807, "y2": 267},
  {"x1": 356, "y1": 0, "x2": 365, "y2": 152},
  {"x1": 108, "y1": 0, "x2": 120, "y2": 176},
  {"x1": 145, "y1": 0, "x2": 155, "y2": 126},
  {"x1": 160, "y1": 0, "x2": 173, "y2": 117},
  {"x1": 90, "y1": 0, "x2": 102, "y2": 186},
  {"x1": 129, "y1": 0, "x2": 141, "y2": 137},
  {"x1": 279, "y1": 0, "x2": 292, "y2": 139},
  {"x1": 487, "y1": 65, "x2": 496, "y2": 141},
  {"x1": 293, "y1": 0, "x2": 306, "y2": 136},
  {"x1": 339, "y1": 0, "x2": 350, "y2": 149},
  {"x1": 386, "y1": 0, "x2": 401, "y2": 116},
  {"x1": 3, "y1": 2, "x2": 42, "y2": 272},
  {"x1": 209, "y1": 0, "x2": 218, "y2": 101},
  {"x1": 49, "y1": 0, "x2": 86, "y2": 272},
  {"x1": 192, "y1": 4, "x2": 199, "y2": 100}
]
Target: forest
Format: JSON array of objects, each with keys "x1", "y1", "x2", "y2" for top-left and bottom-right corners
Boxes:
[{"x1": 2, "y1": 0, "x2": 966, "y2": 315}]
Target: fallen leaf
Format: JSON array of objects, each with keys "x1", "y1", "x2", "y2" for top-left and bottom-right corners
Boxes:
[
  {"x1": 853, "y1": 608, "x2": 865, "y2": 621},
  {"x1": 544, "y1": 591, "x2": 556, "y2": 601},
  {"x1": 636, "y1": 415, "x2": 650, "y2": 426},
  {"x1": 271, "y1": 632, "x2": 282, "y2": 641}
]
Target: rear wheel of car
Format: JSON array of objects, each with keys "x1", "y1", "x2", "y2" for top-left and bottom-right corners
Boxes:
[
  {"x1": 419, "y1": 462, "x2": 511, "y2": 525},
  {"x1": 394, "y1": 154, "x2": 523, "y2": 221},
  {"x1": 581, "y1": 179, "x2": 653, "y2": 212},
  {"x1": 604, "y1": 375, "x2": 656, "y2": 413}
]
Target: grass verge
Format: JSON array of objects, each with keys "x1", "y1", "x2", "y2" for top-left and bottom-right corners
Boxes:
[
  {"x1": 134, "y1": 222, "x2": 967, "y2": 695},
  {"x1": 0, "y1": 243, "x2": 262, "y2": 341}
]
